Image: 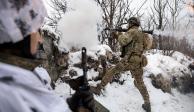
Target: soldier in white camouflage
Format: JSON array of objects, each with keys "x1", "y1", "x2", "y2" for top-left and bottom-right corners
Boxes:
[
  {"x1": 91, "y1": 17, "x2": 152, "y2": 112},
  {"x1": 0, "y1": 1, "x2": 96, "y2": 112}
]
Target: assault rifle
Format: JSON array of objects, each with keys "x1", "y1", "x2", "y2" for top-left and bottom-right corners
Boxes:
[
  {"x1": 104, "y1": 27, "x2": 153, "y2": 35},
  {"x1": 67, "y1": 47, "x2": 95, "y2": 112},
  {"x1": 66, "y1": 47, "x2": 110, "y2": 112},
  {"x1": 81, "y1": 47, "x2": 89, "y2": 90}
]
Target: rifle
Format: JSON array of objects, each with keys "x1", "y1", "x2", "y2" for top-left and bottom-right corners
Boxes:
[
  {"x1": 67, "y1": 47, "x2": 95, "y2": 112},
  {"x1": 104, "y1": 27, "x2": 153, "y2": 35},
  {"x1": 67, "y1": 47, "x2": 110, "y2": 112},
  {"x1": 79, "y1": 48, "x2": 110, "y2": 112},
  {"x1": 81, "y1": 47, "x2": 89, "y2": 90}
]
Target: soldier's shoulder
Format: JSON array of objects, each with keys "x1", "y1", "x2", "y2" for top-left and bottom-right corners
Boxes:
[
  {"x1": 127, "y1": 28, "x2": 142, "y2": 36},
  {"x1": 127, "y1": 28, "x2": 137, "y2": 35}
]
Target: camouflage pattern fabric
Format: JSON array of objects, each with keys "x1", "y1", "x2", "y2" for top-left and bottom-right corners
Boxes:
[
  {"x1": 143, "y1": 33, "x2": 153, "y2": 50},
  {"x1": 100, "y1": 26, "x2": 150, "y2": 104},
  {"x1": 0, "y1": 0, "x2": 47, "y2": 44},
  {"x1": 118, "y1": 26, "x2": 144, "y2": 55}
]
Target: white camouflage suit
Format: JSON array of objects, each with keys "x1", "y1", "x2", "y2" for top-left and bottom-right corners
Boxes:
[{"x1": 0, "y1": 0, "x2": 70, "y2": 112}]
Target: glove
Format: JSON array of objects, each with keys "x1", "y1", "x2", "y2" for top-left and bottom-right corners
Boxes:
[{"x1": 66, "y1": 76, "x2": 95, "y2": 112}]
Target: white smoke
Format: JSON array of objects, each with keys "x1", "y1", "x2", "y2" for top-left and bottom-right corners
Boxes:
[{"x1": 57, "y1": 0, "x2": 102, "y2": 50}]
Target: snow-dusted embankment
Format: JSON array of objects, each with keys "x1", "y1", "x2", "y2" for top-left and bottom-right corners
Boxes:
[{"x1": 54, "y1": 49, "x2": 194, "y2": 112}]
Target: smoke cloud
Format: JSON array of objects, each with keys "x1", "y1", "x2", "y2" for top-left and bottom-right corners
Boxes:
[{"x1": 57, "y1": 0, "x2": 102, "y2": 50}]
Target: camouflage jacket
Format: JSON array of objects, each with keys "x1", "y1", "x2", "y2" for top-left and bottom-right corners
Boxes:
[{"x1": 118, "y1": 26, "x2": 144, "y2": 56}]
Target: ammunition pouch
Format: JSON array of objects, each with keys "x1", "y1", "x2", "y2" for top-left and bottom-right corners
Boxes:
[
  {"x1": 141, "y1": 55, "x2": 148, "y2": 67},
  {"x1": 120, "y1": 46, "x2": 126, "y2": 58}
]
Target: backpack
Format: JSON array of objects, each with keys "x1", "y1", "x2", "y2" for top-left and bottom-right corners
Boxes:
[
  {"x1": 143, "y1": 33, "x2": 153, "y2": 50},
  {"x1": 141, "y1": 33, "x2": 153, "y2": 67}
]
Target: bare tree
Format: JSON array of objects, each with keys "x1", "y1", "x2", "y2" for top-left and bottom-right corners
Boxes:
[
  {"x1": 150, "y1": 0, "x2": 168, "y2": 30},
  {"x1": 167, "y1": 0, "x2": 183, "y2": 30},
  {"x1": 95, "y1": 0, "x2": 147, "y2": 51},
  {"x1": 45, "y1": 0, "x2": 67, "y2": 29},
  {"x1": 142, "y1": 15, "x2": 155, "y2": 31}
]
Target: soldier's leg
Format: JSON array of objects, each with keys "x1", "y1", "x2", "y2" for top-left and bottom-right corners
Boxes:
[
  {"x1": 100, "y1": 59, "x2": 129, "y2": 88},
  {"x1": 131, "y1": 68, "x2": 150, "y2": 104},
  {"x1": 96, "y1": 56, "x2": 107, "y2": 80},
  {"x1": 91, "y1": 59, "x2": 128, "y2": 95}
]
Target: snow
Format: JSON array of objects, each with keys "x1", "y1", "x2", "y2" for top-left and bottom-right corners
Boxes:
[
  {"x1": 94, "y1": 72, "x2": 194, "y2": 112},
  {"x1": 68, "y1": 44, "x2": 112, "y2": 65},
  {"x1": 145, "y1": 51, "x2": 191, "y2": 78},
  {"x1": 66, "y1": 44, "x2": 111, "y2": 82},
  {"x1": 55, "y1": 79, "x2": 73, "y2": 97},
  {"x1": 172, "y1": 51, "x2": 193, "y2": 66},
  {"x1": 54, "y1": 49, "x2": 194, "y2": 112},
  {"x1": 90, "y1": 44, "x2": 112, "y2": 56},
  {"x1": 68, "y1": 51, "x2": 82, "y2": 65}
]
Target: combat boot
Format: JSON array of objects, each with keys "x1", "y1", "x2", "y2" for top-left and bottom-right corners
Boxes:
[
  {"x1": 90, "y1": 84, "x2": 103, "y2": 95},
  {"x1": 142, "y1": 102, "x2": 151, "y2": 112}
]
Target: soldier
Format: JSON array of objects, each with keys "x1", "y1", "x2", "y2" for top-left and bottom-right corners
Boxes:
[
  {"x1": 0, "y1": 0, "x2": 94, "y2": 112},
  {"x1": 91, "y1": 17, "x2": 152, "y2": 112}
]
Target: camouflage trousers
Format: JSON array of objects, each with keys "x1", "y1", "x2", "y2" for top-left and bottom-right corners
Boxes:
[{"x1": 100, "y1": 55, "x2": 150, "y2": 104}]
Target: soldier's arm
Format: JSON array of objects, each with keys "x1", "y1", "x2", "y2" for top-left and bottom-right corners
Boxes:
[
  {"x1": 118, "y1": 32, "x2": 133, "y2": 46},
  {"x1": 112, "y1": 31, "x2": 123, "y2": 39}
]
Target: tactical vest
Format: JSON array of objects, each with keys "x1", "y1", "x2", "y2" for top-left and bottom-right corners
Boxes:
[
  {"x1": 120, "y1": 40, "x2": 134, "y2": 58},
  {"x1": 120, "y1": 30, "x2": 142, "y2": 57},
  {"x1": 120, "y1": 31, "x2": 152, "y2": 58}
]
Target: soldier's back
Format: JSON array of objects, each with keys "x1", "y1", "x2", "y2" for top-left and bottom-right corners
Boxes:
[{"x1": 126, "y1": 27, "x2": 144, "y2": 54}]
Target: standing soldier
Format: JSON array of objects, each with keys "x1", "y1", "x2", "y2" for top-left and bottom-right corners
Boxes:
[{"x1": 91, "y1": 17, "x2": 152, "y2": 112}]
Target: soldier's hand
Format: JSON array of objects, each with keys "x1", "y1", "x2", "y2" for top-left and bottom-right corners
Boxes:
[
  {"x1": 79, "y1": 89, "x2": 95, "y2": 111},
  {"x1": 112, "y1": 32, "x2": 118, "y2": 39},
  {"x1": 67, "y1": 89, "x2": 95, "y2": 112},
  {"x1": 112, "y1": 31, "x2": 122, "y2": 39}
]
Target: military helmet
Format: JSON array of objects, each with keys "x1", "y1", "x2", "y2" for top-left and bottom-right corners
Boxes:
[{"x1": 128, "y1": 17, "x2": 140, "y2": 27}]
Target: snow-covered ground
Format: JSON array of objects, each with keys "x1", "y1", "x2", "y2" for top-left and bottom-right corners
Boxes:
[
  {"x1": 54, "y1": 48, "x2": 194, "y2": 112},
  {"x1": 145, "y1": 50, "x2": 192, "y2": 78},
  {"x1": 94, "y1": 73, "x2": 194, "y2": 112}
]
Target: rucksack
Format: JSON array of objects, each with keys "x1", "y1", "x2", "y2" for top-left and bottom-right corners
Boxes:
[{"x1": 143, "y1": 33, "x2": 153, "y2": 50}]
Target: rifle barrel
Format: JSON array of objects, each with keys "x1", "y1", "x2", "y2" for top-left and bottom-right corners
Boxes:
[
  {"x1": 104, "y1": 27, "x2": 153, "y2": 34},
  {"x1": 81, "y1": 47, "x2": 88, "y2": 86}
]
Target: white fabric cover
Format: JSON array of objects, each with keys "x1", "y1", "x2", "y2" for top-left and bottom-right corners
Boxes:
[
  {"x1": 0, "y1": 62, "x2": 70, "y2": 112},
  {"x1": 0, "y1": 0, "x2": 47, "y2": 44}
]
